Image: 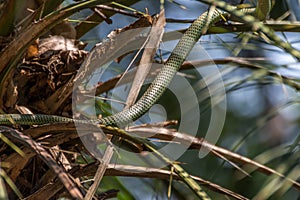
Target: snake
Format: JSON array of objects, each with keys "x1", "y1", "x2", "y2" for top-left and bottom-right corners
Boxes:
[{"x1": 0, "y1": 0, "x2": 272, "y2": 127}]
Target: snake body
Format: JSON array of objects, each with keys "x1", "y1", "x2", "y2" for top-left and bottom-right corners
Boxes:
[{"x1": 0, "y1": 1, "x2": 271, "y2": 127}]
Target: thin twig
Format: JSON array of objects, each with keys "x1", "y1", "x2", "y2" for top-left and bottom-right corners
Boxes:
[
  {"x1": 93, "y1": 57, "x2": 267, "y2": 95},
  {"x1": 125, "y1": 10, "x2": 166, "y2": 108},
  {"x1": 27, "y1": 163, "x2": 248, "y2": 200},
  {"x1": 95, "y1": 5, "x2": 143, "y2": 18},
  {"x1": 84, "y1": 146, "x2": 114, "y2": 200}
]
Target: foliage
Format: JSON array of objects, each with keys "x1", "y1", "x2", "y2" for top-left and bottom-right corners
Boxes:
[{"x1": 0, "y1": 0, "x2": 300, "y2": 199}]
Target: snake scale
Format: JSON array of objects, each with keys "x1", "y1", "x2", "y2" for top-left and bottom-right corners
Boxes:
[{"x1": 0, "y1": 0, "x2": 271, "y2": 127}]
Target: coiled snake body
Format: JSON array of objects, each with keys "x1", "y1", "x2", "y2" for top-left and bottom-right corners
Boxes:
[{"x1": 0, "y1": 1, "x2": 271, "y2": 127}]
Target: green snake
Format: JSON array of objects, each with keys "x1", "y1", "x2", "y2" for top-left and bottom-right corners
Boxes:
[{"x1": 0, "y1": 0, "x2": 273, "y2": 127}]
